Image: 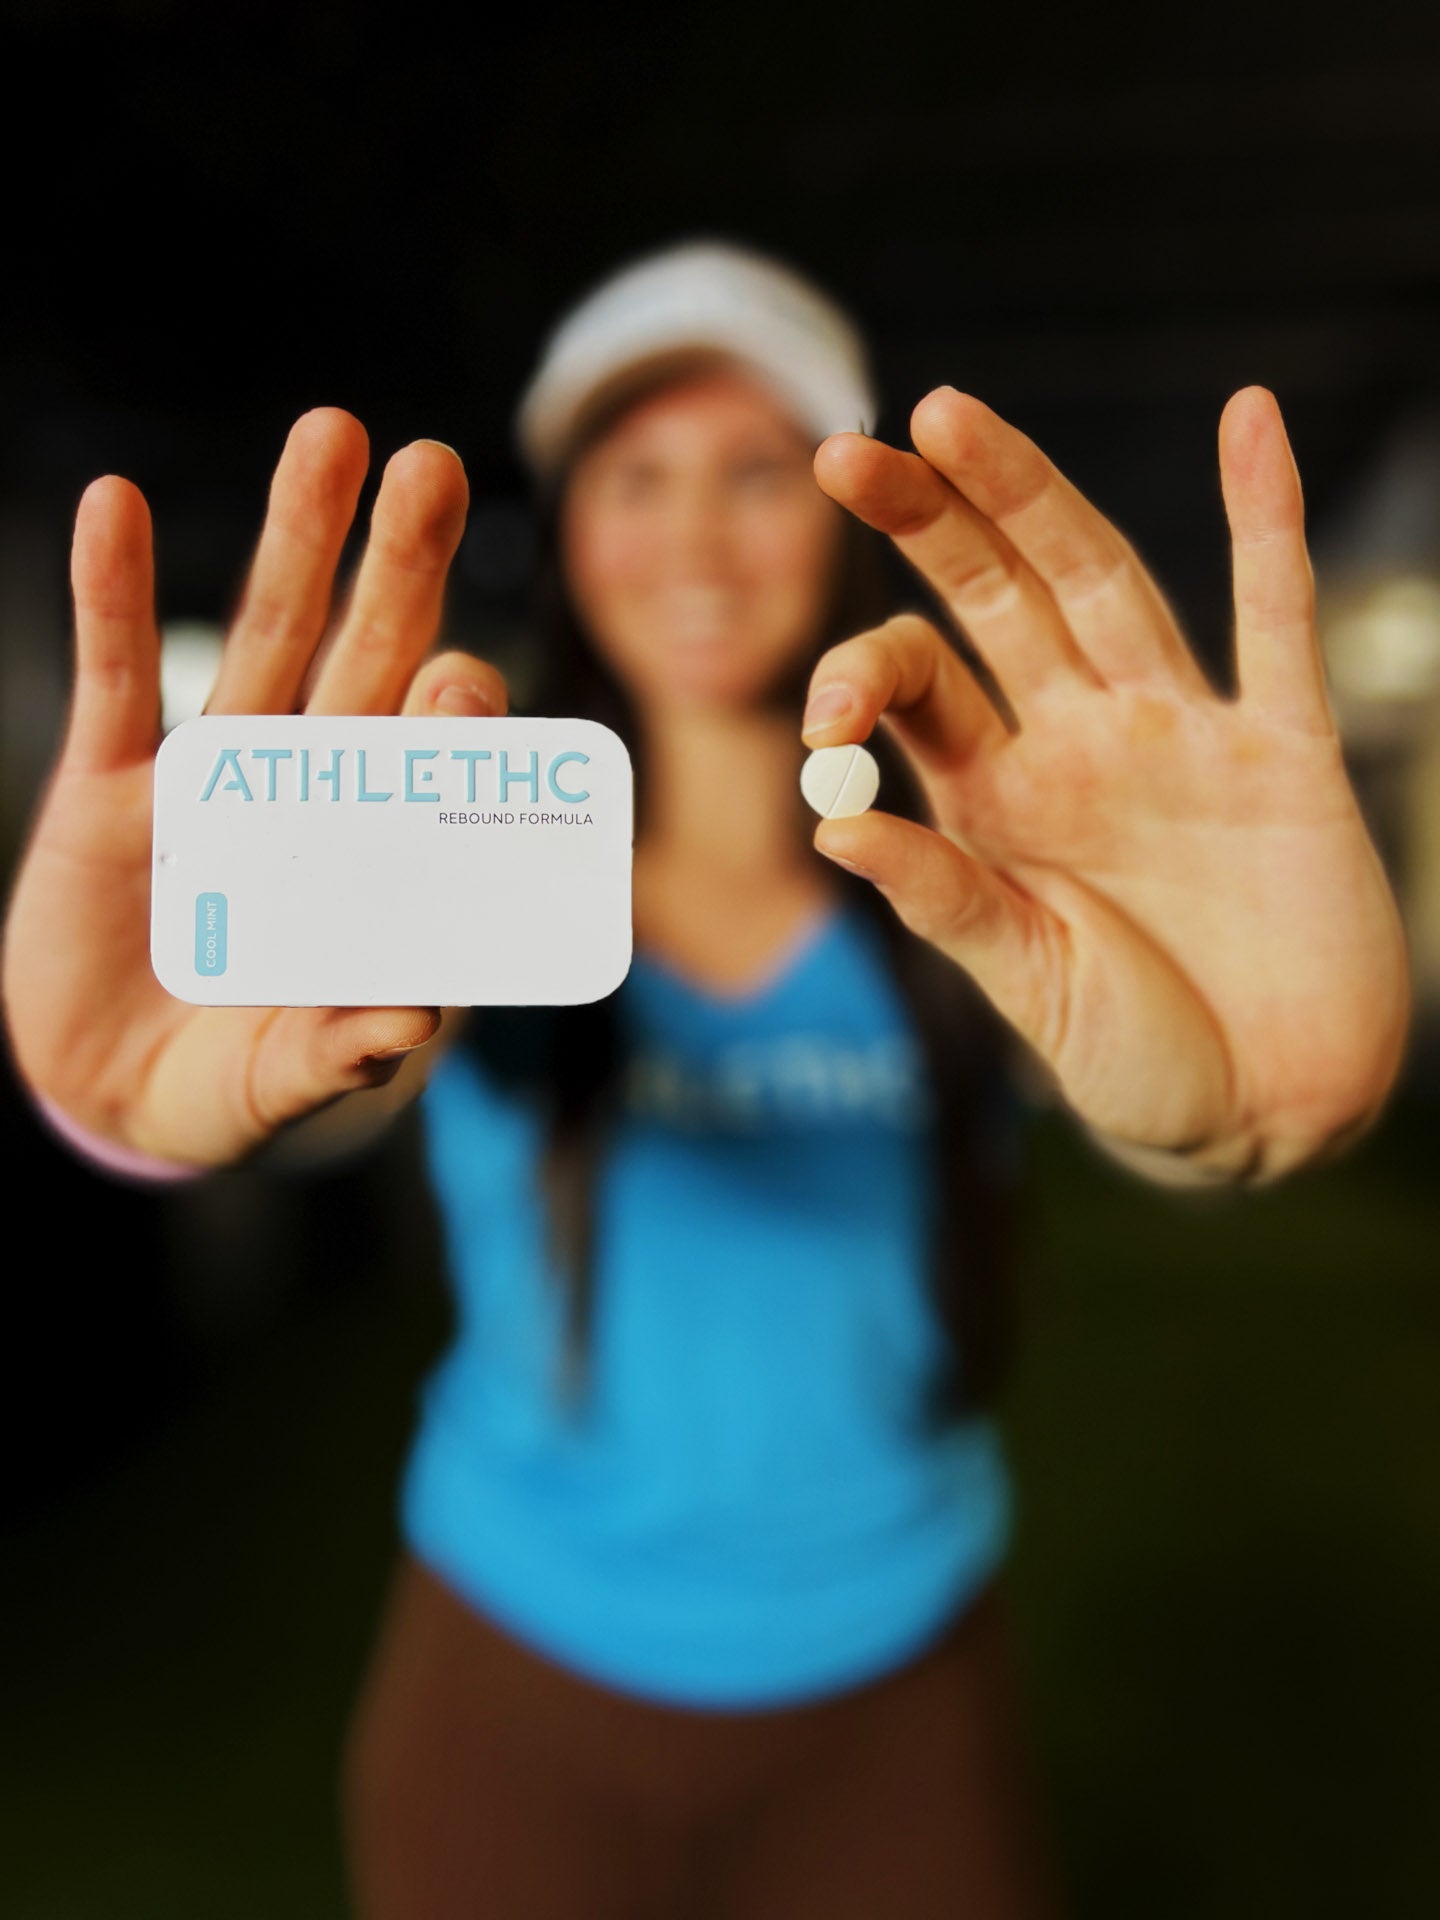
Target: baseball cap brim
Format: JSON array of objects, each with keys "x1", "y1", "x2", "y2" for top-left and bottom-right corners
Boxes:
[{"x1": 515, "y1": 240, "x2": 878, "y2": 482}]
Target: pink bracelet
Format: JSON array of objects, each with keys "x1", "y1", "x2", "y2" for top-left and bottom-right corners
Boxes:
[{"x1": 33, "y1": 1092, "x2": 206, "y2": 1186}]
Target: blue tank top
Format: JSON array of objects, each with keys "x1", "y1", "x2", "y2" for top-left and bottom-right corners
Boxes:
[{"x1": 400, "y1": 897, "x2": 1015, "y2": 1709}]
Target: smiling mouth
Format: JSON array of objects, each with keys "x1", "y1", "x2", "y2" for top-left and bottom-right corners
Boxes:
[{"x1": 661, "y1": 590, "x2": 745, "y2": 644}]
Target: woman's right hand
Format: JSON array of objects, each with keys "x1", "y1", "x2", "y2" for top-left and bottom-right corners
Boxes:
[{"x1": 1, "y1": 409, "x2": 507, "y2": 1169}]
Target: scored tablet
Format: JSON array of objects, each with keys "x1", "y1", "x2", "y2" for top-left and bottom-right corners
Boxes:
[{"x1": 800, "y1": 743, "x2": 879, "y2": 819}]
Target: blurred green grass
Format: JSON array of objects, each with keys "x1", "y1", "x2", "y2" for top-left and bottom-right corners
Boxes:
[
  {"x1": 1005, "y1": 1095, "x2": 1440, "y2": 1919},
  {"x1": 3, "y1": 1094, "x2": 1437, "y2": 1918}
]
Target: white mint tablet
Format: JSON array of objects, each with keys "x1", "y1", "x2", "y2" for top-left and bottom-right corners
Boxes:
[{"x1": 800, "y1": 743, "x2": 879, "y2": 819}]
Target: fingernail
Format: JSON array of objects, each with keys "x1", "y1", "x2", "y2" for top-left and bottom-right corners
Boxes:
[
  {"x1": 435, "y1": 684, "x2": 495, "y2": 716},
  {"x1": 418, "y1": 439, "x2": 461, "y2": 459},
  {"x1": 802, "y1": 684, "x2": 855, "y2": 735}
]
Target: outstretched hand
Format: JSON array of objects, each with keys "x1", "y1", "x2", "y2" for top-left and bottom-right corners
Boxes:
[
  {"x1": 802, "y1": 386, "x2": 1410, "y2": 1182},
  {"x1": 2, "y1": 410, "x2": 503, "y2": 1168}
]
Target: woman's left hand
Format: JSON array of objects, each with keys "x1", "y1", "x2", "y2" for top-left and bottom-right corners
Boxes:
[{"x1": 802, "y1": 385, "x2": 1410, "y2": 1183}]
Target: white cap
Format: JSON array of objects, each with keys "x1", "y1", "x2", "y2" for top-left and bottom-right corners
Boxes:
[{"x1": 514, "y1": 238, "x2": 878, "y2": 482}]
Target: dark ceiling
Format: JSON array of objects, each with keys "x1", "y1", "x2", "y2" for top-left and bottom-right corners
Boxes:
[{"x1": 4, "y1": 2, "x2": 1438, "y2": 684}]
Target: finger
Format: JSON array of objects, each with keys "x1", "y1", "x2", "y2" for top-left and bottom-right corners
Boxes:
[
  {"x1": 307, "y1": 440, "x2": 469, "y2": 717},
  {"x1": 63, "y1": 477, "x2": 162, "y2": 774},
  {"x1": 401, "y1": 648, "x2": 510, "y2": 718},
  {"x1": 207, "y1": 408, "x2": 370, "y2": 715},
  {"x1": 907, "y1": 388, "x2": 1213, "y2": 698},
  {"x1": 1219, "y1": 386, "x2": 1333, "y2": 734},
  {"x1": 800, "y1": 613, "x2": 1009, "y2": 815},
  {"x1": 248, "y1": 1006, "x2": 443, "y2": 1132},
  {"x1": 814, "y1": 431, "x2": 1095, "y2": 710},
  {"x1": 812, "y1": 809, "x2": 1065, "y2": 1063}
]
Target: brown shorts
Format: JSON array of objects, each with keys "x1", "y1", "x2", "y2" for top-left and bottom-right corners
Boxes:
[{"x1": 340, "y1": 1550, "x2": 1066, "y2": 1920}]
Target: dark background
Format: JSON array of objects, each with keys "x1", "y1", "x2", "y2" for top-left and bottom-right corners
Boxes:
[{"x1": 3, "y1": 4, "x2": 1439, "y2": 1915}]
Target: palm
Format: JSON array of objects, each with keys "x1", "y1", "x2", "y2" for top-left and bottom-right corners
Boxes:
[
  {"x1": 805, "y1": 386, "x2": 1408, "y2": 1179},
  {"x1": 10, "y1": 756, "x2": 324, "y2": 1164},
  {"x1": 3, "y1": 411, "x2": 504, "y2": 1167}
]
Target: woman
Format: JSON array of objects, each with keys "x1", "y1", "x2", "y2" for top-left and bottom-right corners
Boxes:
[{"x1": 3, "y1": 240, "x2": 1409, "y2": 1917}]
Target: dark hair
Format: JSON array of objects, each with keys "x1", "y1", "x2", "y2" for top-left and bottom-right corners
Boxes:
[{"x1": 463, "y1": 366, "x2": 1022, "y2": 1427}]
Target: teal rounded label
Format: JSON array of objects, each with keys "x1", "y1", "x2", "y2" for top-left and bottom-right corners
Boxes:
[{"x1": 195, "y1": 893, "x2": 227, "y2": 975}]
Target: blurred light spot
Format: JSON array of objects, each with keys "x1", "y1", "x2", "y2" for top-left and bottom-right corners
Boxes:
[{"x1": 161, "y1": 622, "x2": 225, "y2": 731}]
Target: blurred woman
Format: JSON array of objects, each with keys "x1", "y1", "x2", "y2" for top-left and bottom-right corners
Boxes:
[{"x1": 3, "y1": 240, "x2": 1409, "y2": 1918}]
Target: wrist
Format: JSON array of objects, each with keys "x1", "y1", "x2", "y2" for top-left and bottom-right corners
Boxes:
[{"x1": 30, "y1": 1090, "x2": 207, "y2": 1186}]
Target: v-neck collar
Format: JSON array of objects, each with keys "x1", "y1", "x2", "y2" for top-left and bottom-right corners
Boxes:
[{"x1": 628, "y1": 900, "x2": 848, "y2": 1010}]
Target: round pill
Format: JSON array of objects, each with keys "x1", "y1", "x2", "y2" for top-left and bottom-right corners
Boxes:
[{"x1": 800, "y1": 743, "x2": 879, "y2": 818}]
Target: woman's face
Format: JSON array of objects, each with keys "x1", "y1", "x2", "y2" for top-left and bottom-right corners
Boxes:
[{"x1": 558, "y1": 365, "x2": 847, "y2": 714}]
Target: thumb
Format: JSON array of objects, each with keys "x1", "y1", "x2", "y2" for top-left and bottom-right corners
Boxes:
[
  {"x1": 403, "y1": 648, "x2": 509, "y2": 718},
  {"x1": 814, "y1": 811, "x2": 1065, "y2": 1059}
]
